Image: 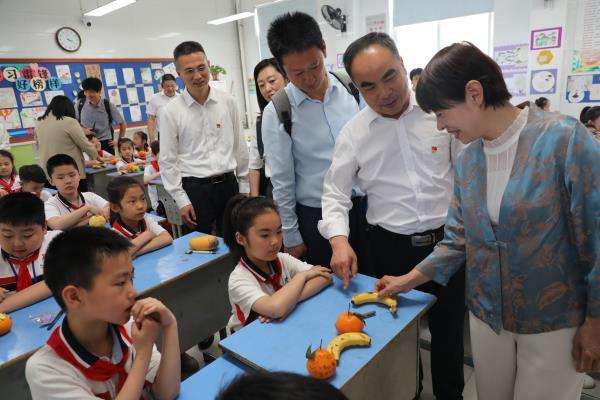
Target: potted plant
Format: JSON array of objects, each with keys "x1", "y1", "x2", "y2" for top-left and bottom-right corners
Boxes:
[{"x1": 210, "y1": 65, "x2": 226, "y2": 81}]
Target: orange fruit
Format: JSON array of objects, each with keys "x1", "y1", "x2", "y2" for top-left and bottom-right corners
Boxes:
[
  {"x1": 306, "y1": 342, "x2": 336, "y2": 379},
  {"x1": 126, "y1": 164, "x2": 135, "y2": 173},
  {"x1": 0, "y1": 313, "x2": 12, "y2": 336},
  {"x1": 138, "y1": 150, "x2": 147, "y2": 159},
  {"x1": 111, "y1": 158, "x2": 118, "y2": 165},
  {"x1": 335, "y1": 306, "x2": 375, "y2": 334}
]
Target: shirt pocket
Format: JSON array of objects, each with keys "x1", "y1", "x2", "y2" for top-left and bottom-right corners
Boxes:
[{"x1": 418, "y1": 136, "x2": 451, "y2": 175}]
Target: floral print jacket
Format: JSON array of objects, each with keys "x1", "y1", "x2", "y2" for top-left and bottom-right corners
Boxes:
[{"x1": 417, "y1": 110, "x2": 600, "y2": 334}]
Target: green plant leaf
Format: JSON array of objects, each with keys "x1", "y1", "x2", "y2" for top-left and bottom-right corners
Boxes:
[{"x1": 306, "y1": 344, "x2": 314, "y2": 359}]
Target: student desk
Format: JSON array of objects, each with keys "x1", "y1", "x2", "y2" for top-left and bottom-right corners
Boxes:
[
  {"x1": 178, "y1": 354, "x2": 251, "y2": 399},
  {"x1": 85, "y1": 164, "x2": 116, "y2": 200},
  {"x1": 107, "y1": 170, "x2": 153, "y2": 210},
  {"x1": 219, "y1": 274, "x2": 436, "y2": 400},
  {"x1": 0, "y1": 232, "x2": 236, "y2": 399},
  {"x1": 148, "y1": 177, "x2": 184, "y2": 238}
]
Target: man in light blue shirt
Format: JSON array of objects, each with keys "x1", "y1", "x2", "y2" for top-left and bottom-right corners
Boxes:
[{"x1": 261, "y1": 12, "x2": 365, "y2": 267}]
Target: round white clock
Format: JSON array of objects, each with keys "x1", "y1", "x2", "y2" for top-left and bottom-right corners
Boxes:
[{"x1": 55, "y1": 27, "x2": 81, "y2": 52}]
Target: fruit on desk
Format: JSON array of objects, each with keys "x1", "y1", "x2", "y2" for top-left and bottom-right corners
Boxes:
[
  {"x1": 326, "y1": 332, "x2": 371, "y2": 364},
  {"x1": 89, "y1": 215, "x2": 107, "y2": 227},
  {"x1": 306, "y1": 342, "x2": 336, "y2": 379},
  {"x1": 351, "y1": 292, "x2": 397, "y2": 314},
  {"x1": 110, "y1": 158, "x2": 118, "y2": 165},
  {"x1": 138, "y1": 150, "x2": 147, "y2": 159},
  {"x1": 91, "y1": 163, "x2": 105, "y2": 169},
  {"x1": 335, "y1": 306, "x2": 375, "y2": 334},
  {"x1": 189, "y1": 235, "x2": 219, "y2": 251},
  {"x1": 0, "y1": 313, "x2": 12, "y2": 336}
]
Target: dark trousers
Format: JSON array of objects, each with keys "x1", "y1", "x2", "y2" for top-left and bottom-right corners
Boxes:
[
  {"x1": 100, "y1": 139, "x2": 113, "y2": 154},
  {"x1": 296, "y1": 197, "x2": 374, "y2": 276},
  {"x1": 369, "y1": 225, "x2": 466, "y2": 400},
  {"x1": 182, "y1": 173, "x2": 239, "y2": 235}
]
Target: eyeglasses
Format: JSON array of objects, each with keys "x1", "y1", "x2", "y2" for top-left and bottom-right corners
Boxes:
[{"x1": 181, "y1": 65, "x2": 208, "y2": 77}]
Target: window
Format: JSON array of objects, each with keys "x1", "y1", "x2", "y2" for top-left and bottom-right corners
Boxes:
[{"x1": 394, "y1": 12, "x2": 494, "y2": 73}]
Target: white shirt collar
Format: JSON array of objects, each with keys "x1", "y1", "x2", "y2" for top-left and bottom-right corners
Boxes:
[
  {"x1": 289, "y1": 73, "x2": 340, "y2": 105},
  {"x1": 365, "y1": 91, "x2": 416, "y2": 125},
  {"x1": 182, "y1": 87, "x2": 217, "y2": 108}
]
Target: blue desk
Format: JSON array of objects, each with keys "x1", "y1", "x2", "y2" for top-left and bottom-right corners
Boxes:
[
  {"x1": 178, "y1": 354, "x2": 251, "y2": 399},
  {"x1": 85, "y1": 164, "x2": 116, "y2": 200},
  {"x1": 0, "y1": 232, "x2": 236, "y2": 399},
  {"x1": 220, "y1": 274, "x2": 435, "y2": 400}
]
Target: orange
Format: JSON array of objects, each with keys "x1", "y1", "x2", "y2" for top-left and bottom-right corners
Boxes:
[
  {"x1": 306, "y1": 343, "x2": 336, "y2": 379},
  {"x1": 138, "y1": 150, "x2": 147, "y2": 159},
  {"x1": 335, "y1": 306, "x2": 375, "y2": 334},
  {"x1": 0, "y1": 313, "x2": 12, "y2": 336}
]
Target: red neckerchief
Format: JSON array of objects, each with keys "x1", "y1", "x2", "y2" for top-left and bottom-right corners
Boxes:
[
  {"x1": 57, "y1": 192, "x2": 86, "y2": 211},
  {"x1": 98, "y1": 149, "x2": 104, "y2": 158},
  {"x1": 5, "y1": 249, "x2": 40, "y2": 291},
  {"x1": 47, "y1": 322, "x2": 131, "y2": 395},
  {"x1": 240, "y1": 255, "x2": 283, "y2": 291},
  {"x1": 150, "y1": 160, "x2": 160, "y2": 172},
  {"x1": 0, "y1": 174, "x2": 16, "y2": 193},
  {"x1": 121, "y1": 156, "x2": 134, "y2": 164},
  {"x1": 112, "y1": 217, "x2": 146, "y2": 239}
]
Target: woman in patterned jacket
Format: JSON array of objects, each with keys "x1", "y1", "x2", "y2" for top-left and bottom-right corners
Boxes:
[{"x1": 375, "y1": 42, "x2": 600, "y2": 400}]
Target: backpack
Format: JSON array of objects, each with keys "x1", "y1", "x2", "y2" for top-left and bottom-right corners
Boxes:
[
  {"x1": 77, "y1": 98, "x2": 114, "y2": 134},
  {"x1": 257, "y1": 71, "x2": 360, "y2": 159}
]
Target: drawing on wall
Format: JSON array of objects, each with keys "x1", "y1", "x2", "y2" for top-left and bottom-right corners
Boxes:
[
  {"x1": 55, "y1": 65, "x2": 72, "y2": 84},
  {"x1": 126, "y1": 87, "x2": 139, "y2": 104},
  {"x1": 0, "y1": 88, "x2": 18, "y2": 108},
  {"x1": 572, "y1": 50, "x2": 600, "y2": 72},
  {"x1": 0, "y1": 109, "x2": 22, "y2": 129},
  {"x1": 536, "y1": 50, "x2": 554, "y2": 65},
  {"x1": 20, "y1": 107, "x2": 46, "y2": 128},
  {"x1": 108, "y1": 88, "x2": 122, "y2": 105},
  {"x1": 104, "y1": 68, "x2": 118, "y2": 87},
  {"x1": 143, "y1": 86, "x2": 154, "y2": 102},
  {"x1": 123, "y1": 68, "x2": 136, "y2": 85},
  {"x1": 494, "y1": 44, "x2": 529, "y2": 70},
  {"x1": 141, "y1": 67, "x2": 152, "y2": 84},
  {"x1": 571, "y1": 0, "x2": 600, "y2": 72},
  {"x1": 530, "y1": 27, "x2": 562, "y2": 50},
  {"x1": 84, "y1": 64, "x2": 102, "y2": 79},
  {"x1": 366, "y1": 14, "x2": 386, "y2": 33},
  {"x1": 566, "y1": 74, "x2": 600, "y2": 103},
  {"x1": 44, "y1": 90, "x2": 64, "y2": 104},
  {"x1": 504, "y1": 71, "x2": 528, "y2": 97},
  {"x1": 19, "y1": 91, "x2": 43, "y2": 107},
  {"x1": 530, "y1": 69, "x2": 557, "y2": 94}
]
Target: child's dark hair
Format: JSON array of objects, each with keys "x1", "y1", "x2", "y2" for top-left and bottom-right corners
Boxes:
[
  {"x1": 580, "y1": 106, "x2": 600, "y2": 127},
  {"x1": 46, "y1": 153, "x2": 78, "y2": 177},
  {"x1": 150, "y1": 140, "x2": 160, "y2": 155},
  {"x1": 106, "y1": 176, "x2": 145, "y2": 223},
  {"x1": 44, "y1": 227, "x2": 131, "y2": 309},
  {"x1": 267, "y1": 12, "x2": 324, "y2": 68},
  {"x1": 117, "y1": 137, "x2": 134, "y2": 152},
  {"x1": 534, "y1": 96, "x2": 549, "y2": 109},
  {"x1": 216, "y1": 371, "x2": 348, "y2": 400},
  {"x1": 410, "y1": 67, "x2": 423, "y2": 80},
  {"x1": 0, "y1": 149, "x2": 16, "y2": 177},
  {"x1": 133, "y1": 131, "x2": 149, "y2": 151},
  {"x1": 18, "y1": 164, "x2": 46, "y2": 183},
  {"x1": 0, "y1": 192, "x2": 45, "y2": 227},
  {"x1": 416, "y1": 42, "x2": 511, "y2": 113},
  {"x1": 223, "y1": 194, "x2": 279, "y2": 259}
]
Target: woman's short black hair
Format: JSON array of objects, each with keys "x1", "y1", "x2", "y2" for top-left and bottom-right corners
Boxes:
[
  {"x1": 253, "y1": 58, "x2": 287, "y2": 112},
  {"x1": 82, "y1": 77, "x2": 103, "y2": 92},
  {"x1": 267, "y1": 12, "x2": 324, "y2": 67},
  {"x1": 343, "y1": 32, "x2": 400, "y2": 79},
  {"x1": 409, "y1": 68, "x2": 423, "y2": 80},
  {"x1": 580, "y1": 106, "x2": 600, "y2": 126},
  {"x1": 216, "y1": 371, "x2": 348, "y2": 400},
  {"x1": 416, "y1": 42, "x2": 511, "y2": 113},
  {"x1": 39, "y1": 95, "x2": 76, "y2": 121},
  {"x1": 19, "y1": 164, "x2": 47, "y2": 184}
]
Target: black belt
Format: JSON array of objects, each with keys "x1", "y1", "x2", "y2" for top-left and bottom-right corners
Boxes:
[
  {"x1": 371, "y1": 225, "x2": 445, "y2": 247},
  {"x1": 182, "y1": 172, "x2": 234, "y2": 185}
]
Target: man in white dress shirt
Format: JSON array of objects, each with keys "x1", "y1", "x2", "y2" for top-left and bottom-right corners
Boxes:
[
  {"x1": 318, "y1": 33, "x2": 465, "y2": 399},
  {"x1": 146, "y1": 73, "x2": 179, "y2": 143},
  {"x1": 160, "y1": 41, "x2": 249, "y2": 235}
]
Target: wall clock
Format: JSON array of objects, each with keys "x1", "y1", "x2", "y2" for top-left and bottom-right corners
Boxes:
[{"x1": 56, "y1": 27, "x2": 82, "y2": 52}]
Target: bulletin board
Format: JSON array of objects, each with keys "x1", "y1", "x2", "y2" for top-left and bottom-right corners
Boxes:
[{"x1": 0, "y1": 58, "x2": 183, "y2": 143}]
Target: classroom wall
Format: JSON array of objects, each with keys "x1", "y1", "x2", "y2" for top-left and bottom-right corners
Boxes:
[{"x1": 0, "y1": 0, "x2": 246, "y2": 120}]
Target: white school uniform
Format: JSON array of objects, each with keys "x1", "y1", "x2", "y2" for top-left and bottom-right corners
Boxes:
[
  {"x1": 143, "y1": 162, "x2": 160, "y2": 211},
  {"x1": 227, "y1": 252, "x2": 312, "y2": 332},
  {"x1": 44, "y1": 192, "x2": 108, "y2": 220},
  {"x1": 0, "y1": 230, "x2": 60, "y2": 292},
  {"x1": 0, "y1": 174, "x2": 21, "y2": 193},
  {"x1": 111, "y1": 216, "x2": 165, "y2": 239},
  {"x1": 26, "y1": 319, "x2": 161, "y2": 400},
  {"x1": 115, "y1": 158, "x2": 143, "y2": 171}
]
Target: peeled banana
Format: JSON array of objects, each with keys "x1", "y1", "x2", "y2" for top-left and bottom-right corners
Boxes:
[
  {"x1": 351, "y1": 292, "x2": 397, "y2": 314},
  {"x1": 326, "y1": 332, "x2": 371, "y2": 364}
]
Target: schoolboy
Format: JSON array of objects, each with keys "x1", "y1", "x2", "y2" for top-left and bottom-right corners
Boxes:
[
  {"x1": 45, "y1": 154, "x2": 109, "y2": 230},
  {"x1": 26, "y1": 227, "x2": 180, "y2": 400},
  {"x1": 0, "y1": 192, "x2": 60, "y2": 313},
  {"x1": 19, "y1": 164, "x2": 52, "y2": 202},
  {"x1": 143, "y1": 141, "x2": 162, "y2": 214}
]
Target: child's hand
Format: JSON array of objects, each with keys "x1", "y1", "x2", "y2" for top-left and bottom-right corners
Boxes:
[
  {"x1": 258, "y1": 315, "x2": 272, "y2": 324},
  {"x1": 0, "y1": 189, "x2": 8, "y2": 197},
  {"x1": 131, "y1": 318, "x2": 161, "y2": 354},
  {"x1": 131, "y1": 297, "x2": 176, "y2": 328},
  {"x1": 87, "y1": 206, "x2": 104, "y2": 216},
  {"x1": 0, "y1": 287, "x2": 9, "y2": 303},
  {"x1": 303, "y1": 266, "x2": 332, "y2": 281}
]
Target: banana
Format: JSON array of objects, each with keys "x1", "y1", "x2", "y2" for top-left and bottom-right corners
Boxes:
[
  {"x1": 326, "y1": 332, "x2": 371, "y2": 364},
  {"x1": 351, "y1": 291, "x2": 398, "y2": 314}
]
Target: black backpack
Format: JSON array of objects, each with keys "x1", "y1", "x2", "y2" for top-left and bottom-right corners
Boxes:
[
  {"x1": 77, "y1": 98, "x2": 114, "y2": 134},
  {"x1": 257, "y1": 71, "x2": 360, "y2": 159}
]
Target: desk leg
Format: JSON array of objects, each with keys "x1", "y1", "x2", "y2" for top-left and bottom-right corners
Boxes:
[{"x1": 342, "y1": 319, "x2": 419, "y2": 400}]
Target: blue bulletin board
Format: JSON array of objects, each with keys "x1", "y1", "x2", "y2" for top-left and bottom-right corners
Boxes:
[{"x1": 0, "y1": 59, "x2": 183, "y2": 143}]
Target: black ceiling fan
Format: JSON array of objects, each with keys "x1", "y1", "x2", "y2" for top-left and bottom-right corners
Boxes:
[{"x1": 321, "y1": 5, "x2": 347, "y2": 33}]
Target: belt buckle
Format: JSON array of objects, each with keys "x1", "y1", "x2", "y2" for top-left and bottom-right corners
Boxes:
[
  {"x1": 211, "y1": 174, "x2": 225, "y2": 184},
  {"x1": 411, "y1": 234, "x2": 433, "y2": 247}
]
